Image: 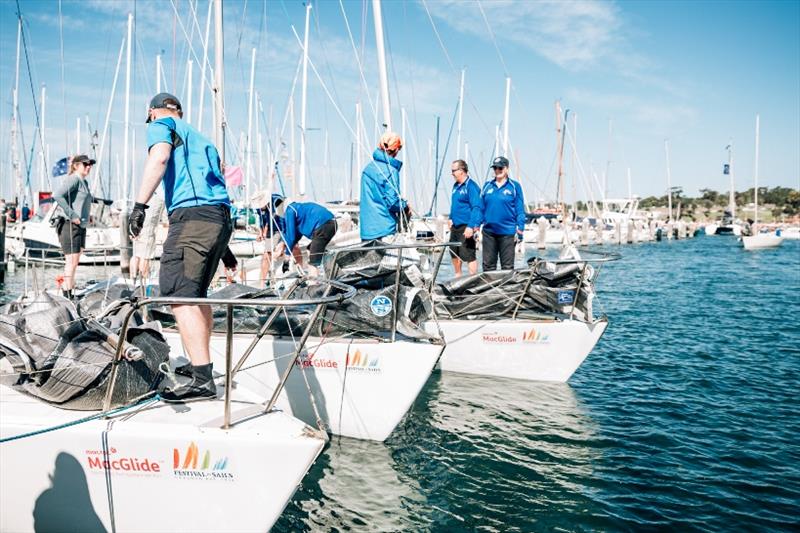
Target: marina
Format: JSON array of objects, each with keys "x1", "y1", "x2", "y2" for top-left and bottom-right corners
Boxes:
[{"x1": 1, "y1": 0, "x2": 798, "y2": 531}]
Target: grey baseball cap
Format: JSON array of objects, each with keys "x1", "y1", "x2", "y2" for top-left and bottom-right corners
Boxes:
[
  {"x1": 491, "y1": 156, "x2": 509, "y2": 168},
  {"x1": 146, "y1": 92, "x2": 182, "y2": 123}
]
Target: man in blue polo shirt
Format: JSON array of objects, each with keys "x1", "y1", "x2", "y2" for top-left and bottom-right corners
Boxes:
[
  {"x1": 129, "y1": 92, "x2": 232, "y2": 402},
  {"x1": 273, "y1": 198, "x2": 336, "y2": 277},
  {"x1": 448, "y1": 159, "x2": 482, "y2": 276},
  {"x1": 480, "y1": 156, "x2": 526, "y2": 271}
]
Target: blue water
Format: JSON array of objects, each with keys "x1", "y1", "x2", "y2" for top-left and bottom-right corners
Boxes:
[
  {"x1": 2, "y1": 237, "x2": 798, "y2": 530},
  {"x1": 274, "y1": 237, "x2": 800, "y2": 531}
]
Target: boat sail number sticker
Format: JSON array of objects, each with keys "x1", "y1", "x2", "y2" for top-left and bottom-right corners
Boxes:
[
  {"x1": 370, "y1": 295, "x2": 393, "y2": 317},
  {"x1": 557, "y1": 290, "x2": 575, "y2": 304}
]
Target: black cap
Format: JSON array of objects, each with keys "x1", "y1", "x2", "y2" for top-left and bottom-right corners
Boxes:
[
  {"x1": 72, "y1": 154, "x2": 96, "y2": 166},
  {"x1": 146, "y1": 92, "x2": 182, "y2": 123},
  {"x1": 491, "y1": 156, "x2": 509, "y2": 168}
]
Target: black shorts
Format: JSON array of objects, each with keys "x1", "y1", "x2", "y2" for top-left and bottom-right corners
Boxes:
[
  {"x1": 159, "y1": 205, "x2": 233, "y2": 298},
  {"x1": 448, "y1": 224, "x2": 477, "y2": 262},
  {"x1": 308, "y1": 219, "x2": 337, "y2": 266},
  {"x1": 58, "y1": 220, "x2": 86, "y2": 254}
]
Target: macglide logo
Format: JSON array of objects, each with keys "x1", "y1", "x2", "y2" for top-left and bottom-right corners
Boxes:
[
  {"x1": 172, "y1": 442, "x2": 233, "y2": 481},
  {"x1": 522, "y1": 327, "x2": 550, "y2": 344},
  {"x1": 481, "y1": 331, "x2": 517, "y2": 344},
  {"x1": 346, "y1": 349, "x2": 381, "y2": 373},
  {"x1": 295, "y1": 351, "x2": 339, "y2": 369},
  {"x1": 85, "y1": 447, "x2": 162, "y2": 475}
]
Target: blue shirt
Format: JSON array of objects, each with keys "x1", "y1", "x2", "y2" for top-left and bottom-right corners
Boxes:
[
  {"x1": 359, "y1": 149, "x2": 406, "y2": 240},
  {"x1": 480, "y1": 178, "x2": 526, "y2": 236},
  {"x1": 450, "y1": 177, "x2": 482, "y2": 228},
  {"x1": 146, "y1": 117, "x2": 230, "y2": 213},
  {"x1": 283, "y1": 202, "x2": 334, "y2": 255}
]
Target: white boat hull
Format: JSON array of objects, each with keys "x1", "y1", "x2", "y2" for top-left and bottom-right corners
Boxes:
[
  {"x1": 164, "y1": 333, "x2": 443, "y2": 441},
  {"x1": 429, "y1": 318, "x2": 607, "y2": 382},
  {"x1": 6, "y1": 220, "x2": 121, "y2": 265},
  {"x1": 0, "y1": 386, "x2": 324, "y2": 532},
  {"x1": 741, "y1": 234, "x2": 784, "y2": 250}
]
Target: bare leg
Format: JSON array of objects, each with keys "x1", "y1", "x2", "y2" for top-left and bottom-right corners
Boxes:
[
  {"x1": 259, "y1": 252, "x2": 272, "y2": 288},
  {"x1": 467, "y1": 260, "x2": 478, "y2": 275},
  {"x1": 140, "y1": 258, "x2": 151, "y2": 279},
  {"x1": 130, "y1": 256, "x2": 140, "y2": 279},
  {"x1": 452, "y1": 256, "x2": 463, "y2": 277},
  {"x1": 172, "y1": 304, "x2": 212, "y2": 366},
  {"x1": 63, "y1": 252, "x2": 81, "y2": 290}
]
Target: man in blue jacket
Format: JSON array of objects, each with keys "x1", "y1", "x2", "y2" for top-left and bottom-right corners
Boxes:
[
  {"x1": 359, "y1": 132, "x2": 410, "y2": 241},
  {"x1": 274, "y1": 198, "x2": 336, "y2": 277},
  {"x1": 129, "y1": 92, "x2": 232, "y2": 402},
  {"x1": 448, "y1": 159, "x2": 482, "y2": 276},
  {"x1": 480, "y1": 156, "x2": 526, "y2": 271}
]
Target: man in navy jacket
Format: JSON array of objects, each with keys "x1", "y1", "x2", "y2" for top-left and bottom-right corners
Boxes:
[
  {"x1": 448, "y1": 159, "x2": 482, "y2": 276},
  {"x1": 480, "y1": 156, "x2": 526, "y2": 271}
]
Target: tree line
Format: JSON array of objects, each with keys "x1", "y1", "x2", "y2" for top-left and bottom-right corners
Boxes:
[{"x1": 638, "y1": 186, "x2": 800, "y2": 216}]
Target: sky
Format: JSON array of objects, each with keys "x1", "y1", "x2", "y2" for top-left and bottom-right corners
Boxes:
[{"x1": 0, "y1": 0, "x2": 798, "y2": 213}]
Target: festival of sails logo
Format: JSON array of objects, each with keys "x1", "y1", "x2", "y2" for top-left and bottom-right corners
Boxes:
[
  {"x1": 172, "y1": 442, "x2": 233, "y2": 481},
  {"x1": 521, "y1": 327, "x2": 550, "y2": 344},
  {"x1": 346, "y1": 349, "x2": 381, "y2": 372}
]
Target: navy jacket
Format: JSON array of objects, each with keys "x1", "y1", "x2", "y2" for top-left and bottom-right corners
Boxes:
[
  {"x1": 450, "y1": 177, "x2": 482, "y2": 227},
  {"x1": 480, "y1": 178, "x2": 526, "y2": 235}
]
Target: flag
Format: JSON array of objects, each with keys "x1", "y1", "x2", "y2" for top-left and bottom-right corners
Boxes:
[
  {"x1": 723, "y1": 164, "x2": 730, "y2": 175},
  {"x1": 224, "y1": 165, "x2": 243, "y2": 187},
  {"x1": 52, "y1": 157, "x2": 69, "y2": 177}
]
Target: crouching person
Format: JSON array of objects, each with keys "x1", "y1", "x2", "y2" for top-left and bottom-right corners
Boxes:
[{"x1": 275, "y1": 198, "x2": 336, "y2": 277}]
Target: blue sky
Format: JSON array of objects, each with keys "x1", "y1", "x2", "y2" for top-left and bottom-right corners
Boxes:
[{"x1": 1, "y1": 0, "x2": 798, "y2": 211}]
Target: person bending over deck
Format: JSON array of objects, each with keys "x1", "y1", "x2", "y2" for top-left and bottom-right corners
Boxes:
[
  {"x1": 448, "y1": 159, "x2": 482, "y2": 276},
  {"x1": 480, "y1": 156, "x2": 526, "y2": 271},
  {"x1": 129, "y1": 92, "x2": 232, "y2": 403},
  {"x1": 359, "y1": 132, "x2": 411, "y2": 242},
  {"x1": 52, "y1": 155, "x2": 113, "y2": 298},
  {"x1": 273, "y1": 198, "x2": 336, "y2": 278}
]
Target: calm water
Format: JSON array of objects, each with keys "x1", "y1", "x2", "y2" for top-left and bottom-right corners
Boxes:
[{"x1": 2, "y1": 237, "x2": 799, "y2": 531}]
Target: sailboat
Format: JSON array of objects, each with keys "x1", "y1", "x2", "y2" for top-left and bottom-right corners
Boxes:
[
  {"x1": 705, "y1": 143, "x2": 743, "y2": 236},
  {"x1": 741, "y1": 115, "x2": 783, "y2": 250}
]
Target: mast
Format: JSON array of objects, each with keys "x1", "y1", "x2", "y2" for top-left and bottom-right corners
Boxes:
[
  {"x1": 401, "y1": 107, "x2": 407, "y2": 197},
  {"x1": 213, "y1": 0, "x2": 226, "y2": 163},
  {"x1": 39, "y1": 84, "x2": 46, "y2": 193},
  {"x1": 726, "y1": 141, "x2": 735, "y2": 217},
  {"x1": 256, "y1": 92, "x2": 264, "y2": 190},
  {"x1": 76, "y1": 117, "x2": 81, "y2": 153},
  {"x1": 502, "y1": 76, "x2": 510, "y2": 156},
  {"x1": 197, "y1": 0, "x2": 213, "y2": 133},
  {"x1": 754, "y1": 114, "x2": 760, "y2": 227},
  {"x1": 664, "y1": 139, "x2": 673, "y2": 223},
  {"x1": 456, "y1": 68, "x2": 465, "y2": 159},
  {"x1": 372, "y1": 0, "x2": 392, "y2": 130},
  {"x1": 12, "y1": 18, "x2": 21, "y2": 204},
  {"x1": 246, "y1": 47, "x2": 256, "y2": 206},
  {"x1": 186, "y1": 59, "x2": 193, "y2": 124},
  {"x1": 555, "y1": 102, "x2": 569, "y2": 219},
  {"x1": 298, "y1": 3, "x2": 311, "y2": 198},
  {"x1": 94, "y1": 35, "x2": 125, "y2": 197},
  {"x1": 123, "y1": 12, "x2": 133, "y2": 199}
]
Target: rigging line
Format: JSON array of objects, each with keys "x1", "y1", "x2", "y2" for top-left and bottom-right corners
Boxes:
[
  {"x1": 312, "y1": 3, "x2": 342, "y2": 111},
  {"x1": 167, "y1": 0, "x2": 216, "y2": 94},
  {"x1": 476, "y1": 0, "x2": 509, "y2": 77},
  {"x1": 338, "y1": 0, "x2": 378, "y2": 122},
  {"x1": 235, "y1": 0, "x2": 249, "y2": 60},
  {"x1": 419, "y1": 0, "x2": 493, "y2": 139}
]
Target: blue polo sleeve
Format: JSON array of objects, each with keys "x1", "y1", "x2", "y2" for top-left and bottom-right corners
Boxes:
[
  {"x1": 283, "y1": 207, "x2": 299, "y2": 254},
  {"x1": 146, "y1": 120, "x2": 173, "y2": 151},
  {"x1": 515, "y1": 181, "x2": 526, "y2": 232},
  {"x1": 468, "y1": 180, "x2": 483, "y2": 228}
]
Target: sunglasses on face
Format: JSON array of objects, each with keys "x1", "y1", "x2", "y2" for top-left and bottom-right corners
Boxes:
[
  {"x1": 493, "y1": 166, "x2": 505, "y2": 171},
  {"x1": 81, "y1": 163, "x2": 94, "y2": 168}
]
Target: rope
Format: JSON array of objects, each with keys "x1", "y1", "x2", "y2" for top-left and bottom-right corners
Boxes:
[{"x1": 0, "y1": 394, "x2": 160, "y2": 444}]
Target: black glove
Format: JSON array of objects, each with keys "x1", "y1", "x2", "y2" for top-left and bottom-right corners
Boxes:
[
  {"x1": 102, "y1": 198, "x2": 114, "y2": 206},
  {"x1": 129, "y1": 202, "x2": 149, "y2": 238},
  {"x1": 282, "y1": 260, "x2": 290, "y2": 273}
]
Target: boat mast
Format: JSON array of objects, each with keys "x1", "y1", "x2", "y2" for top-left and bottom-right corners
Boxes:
[
  {"x1": 726, "y1": 141, "x2": 735, "y2": 218},
  {"x1": 12, "y1": 18, "x2": 21, "y2": 205},
  {"x1": 39, "y1": 84, "x2": 46, "y2": 194},
  {"x1": 372, "y1": 0, "x2": 392, "y2": 130},
  {"x1": 94, "y1": 35, "x2": 125, "y2": 197},
  {"x1": 123, "y1": 12, "x2": 132, "y2": 200},
  {"x1": 246, "y1": 47, "x2": 256, "y2": 205},
  {"x1": 298, "y1": 3, "x2": 311, "y2": 198},
  {"x1": 556, "y1": 102, "x2": 569, "y2": 220},
  {"x1": 502, "y1": 76, "x2": 511, "y2": 156},
  {"x1": 197, "y1": 0, "x2": 213, "y2": 133},
  {"x1": 156, "y1": 53, "x2": 162, "y2": 92},
  {"x1": 664, "y1": 139, "x2": 673, "y2": 223},
  {"x1": 456, "y1": 68, "x2": 465, "y2": 159},
  {"x1": 753, "y1": 114, "x2": 760, "y2": 227},
  {"x1": 186, "y1": 59, "x2": 193, "y2": 124},
  {"x1": 213, "y1": 0, "x2": 226, "y2": 163}
]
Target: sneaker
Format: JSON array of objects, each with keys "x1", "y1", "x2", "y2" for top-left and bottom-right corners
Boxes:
[
  {"x1": 173, "y1": 362, "x2": 193, "y2": 377},
  {"x1": 161, "y1": 377, "x2": 217, "y2": 403}
]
